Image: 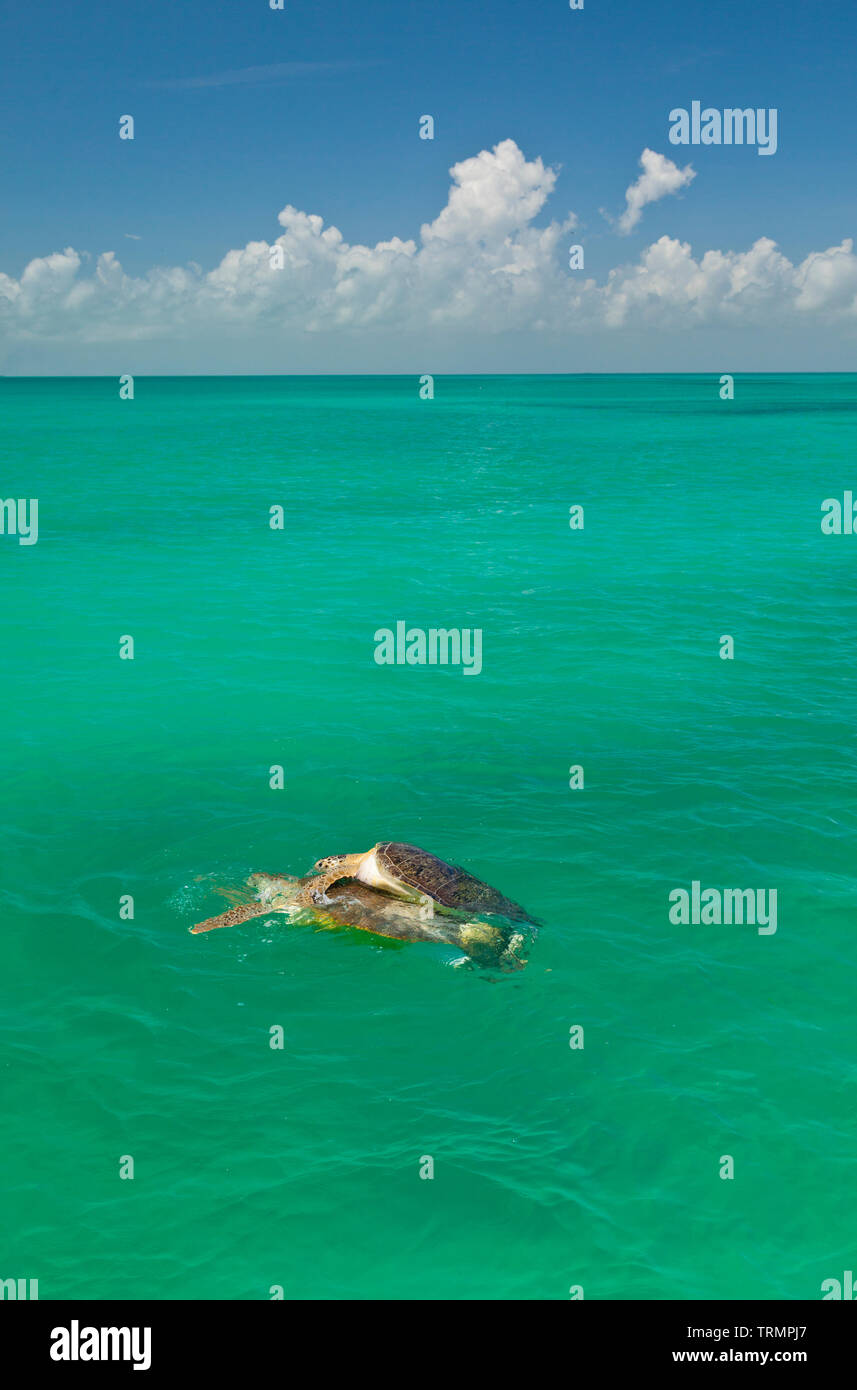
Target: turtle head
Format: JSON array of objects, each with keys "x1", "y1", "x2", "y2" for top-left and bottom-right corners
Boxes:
[
  {"x1": 458, "y1": 923, "x2": 529, "y2": 972},
  {"x1": 313, "y1": 854, "x2": 349, "y2": 873}
]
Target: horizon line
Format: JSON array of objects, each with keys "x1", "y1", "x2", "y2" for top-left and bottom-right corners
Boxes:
[{"x1": 2, "y1": 371, "x2": 856, "y2": 380}]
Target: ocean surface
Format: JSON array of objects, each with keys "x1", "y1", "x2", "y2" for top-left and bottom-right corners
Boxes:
[{"x1": 1, "y1": 374, "x2": 855, "y2": 1301}]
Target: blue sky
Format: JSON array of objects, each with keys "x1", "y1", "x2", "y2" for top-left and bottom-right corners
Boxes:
[{"x1": 1, "y1": 0, "x2": 855, "y2": 371}]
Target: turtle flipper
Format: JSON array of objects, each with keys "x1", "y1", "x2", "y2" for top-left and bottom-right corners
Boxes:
[
  {"x1": 296, "y1": 870, "x2": 352, "y2": 907},
  {"x1": 297, "y1": 854, "x2": 367, "y2": 906},
  {"x1": 189, "y1": 902, "x2": 278, "y2": 934}
]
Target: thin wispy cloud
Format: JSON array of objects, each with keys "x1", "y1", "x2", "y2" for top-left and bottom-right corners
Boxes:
[
  {"x1": 662, "y1": 46, "x2": 725, "y2": 74},
  {"x1": 146, "y1": 61, "x2": 374, "y2": 91}
]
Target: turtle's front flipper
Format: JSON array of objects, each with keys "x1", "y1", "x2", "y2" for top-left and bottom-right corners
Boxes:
[
  {"x1": 190, "y1": 902, "x2": 276, "y2": 934},
  {"x1": 296, "y1": 872, "x2": 345, "y2": 907}
]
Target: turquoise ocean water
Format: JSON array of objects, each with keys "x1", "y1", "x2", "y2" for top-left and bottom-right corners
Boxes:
[{"x1": 1, "y1": 374, "x2": 855, "y2": 1300}]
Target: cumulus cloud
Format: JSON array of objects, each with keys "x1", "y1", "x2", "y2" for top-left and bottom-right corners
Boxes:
[
  {"x1": 1, "y1": 139, "x2": 856, "y2": 361},
  {"x1": 618, "y1": 148, "x2": 696, "y2": 234}
]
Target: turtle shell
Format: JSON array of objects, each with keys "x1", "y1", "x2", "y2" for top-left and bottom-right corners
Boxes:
[{"x1": 375, "y1": 842, "x2": 535, "y2": 925}]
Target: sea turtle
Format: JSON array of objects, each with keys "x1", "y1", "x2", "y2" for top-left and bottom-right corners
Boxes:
[
  {"x1": 189, "y1": 873, "x2": 529, "y2": 970},
  {"x1": 299, "y1": 842, "x2": 537, "y2": 927}
]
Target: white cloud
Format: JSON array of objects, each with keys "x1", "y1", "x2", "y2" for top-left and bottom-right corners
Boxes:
[
  {"x1": 618, "y1": 148, "x2": 696, "y2": 234},
  {"x1": 1, "y1": 139, "x2": 856, "y2": 365},
  {"x1": 421, "y1": 140, "x2": 561, "y2": 245},
  {"x1": 794, "y1": 238, "x2": 857, "y2": 312}
]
